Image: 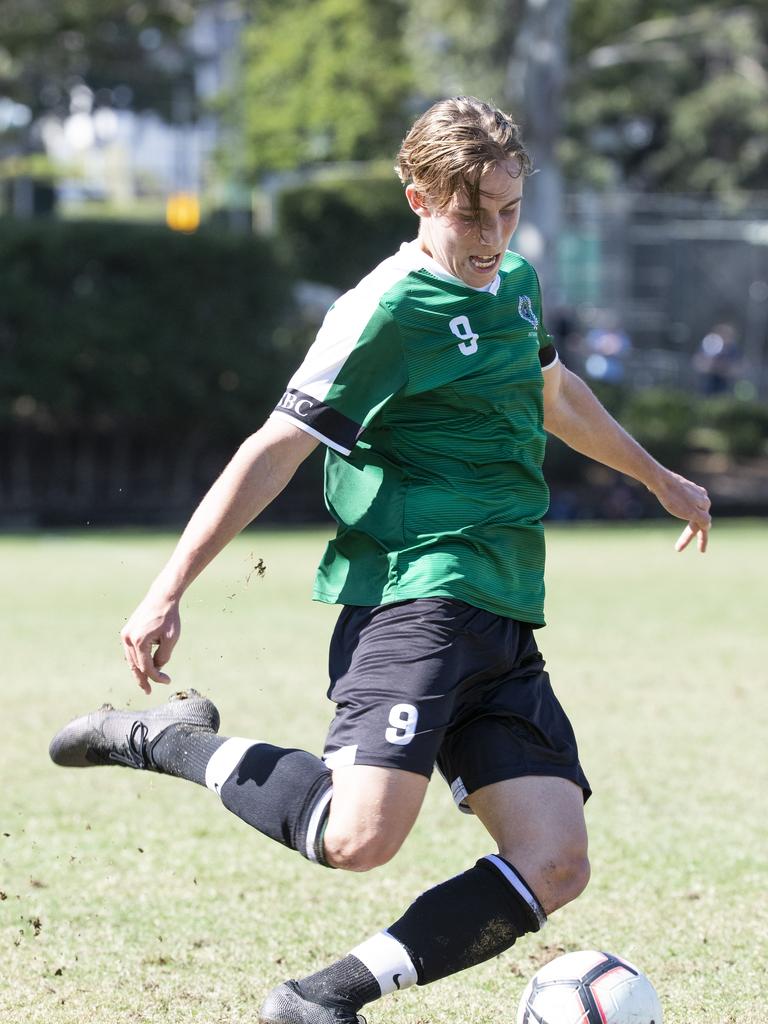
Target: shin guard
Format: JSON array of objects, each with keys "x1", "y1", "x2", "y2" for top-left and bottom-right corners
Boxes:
[
  {"x1": 205, "y1": 738, "x2": 333, "y2": 865},
  {"x1": 387, "y1": 854, "x2": 546, "y2": 984}
]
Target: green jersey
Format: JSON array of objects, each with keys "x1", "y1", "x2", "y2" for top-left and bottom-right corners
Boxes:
[{"x1": 271, "y1": 241, "x2": 558, "y2": 624}]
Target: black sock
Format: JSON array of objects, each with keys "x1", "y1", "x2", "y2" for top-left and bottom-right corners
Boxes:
[
  {"x1": 149, "y1": 725, "x2": 226, "y2": 785},
  {"x1": 293, "y1": 855, "x2": 546, "y2": 1009},
  {"x1": 388, "y1": 855, "x2": 546, "y2": 984},
  {"x1": 297, "y1": 955, "x2": 381, "y2": 1012},
  {"x1": 204, "y1": 737, "x2": 334, "y2": 866}
]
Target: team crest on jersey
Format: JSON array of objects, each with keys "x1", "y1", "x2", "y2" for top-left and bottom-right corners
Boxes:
[{"x1": 518, "y1": 295, "x2": 538, "y2": 328}]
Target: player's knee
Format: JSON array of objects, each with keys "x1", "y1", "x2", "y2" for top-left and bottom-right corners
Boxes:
[
  {"x1": 501, "y1": 842, "x2": 590, "y2": 915},
  {"x1": 322, "y1": 826, "x2": 402, "y2": 872},
  {"x1": 540, "y1": 848, "x2": 591, "y2": 913},
  {"x1": 558, "y1": 850, "x2": 591, "y2": 905}
]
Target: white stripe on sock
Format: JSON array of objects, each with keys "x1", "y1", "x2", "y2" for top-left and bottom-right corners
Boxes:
[
  {"x1": 484, "y1": 854, "x2": 547, "y2": 928},
  {"x1": 305, "y1": 786, "x2": 333, "y2": 863},
  {"x1": 350, "y1": 931, "x2": 418, "y2": 996},
  {"x1": 204, "y1": 737, "x2": 260, "y2": 794}
]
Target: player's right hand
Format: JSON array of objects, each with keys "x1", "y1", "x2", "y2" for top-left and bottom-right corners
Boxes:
[{"x1": 120, "y1": 595, "x2": 181, "y2": 695}]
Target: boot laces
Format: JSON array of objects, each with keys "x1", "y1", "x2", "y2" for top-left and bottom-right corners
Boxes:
[{"x1": 108, "y1": 720, "x2": 149, "y2": 769}]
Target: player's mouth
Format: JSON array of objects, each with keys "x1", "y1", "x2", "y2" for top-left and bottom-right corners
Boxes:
[{"x1": 469, "y1": 253, "x2": 500, "y2": 274}]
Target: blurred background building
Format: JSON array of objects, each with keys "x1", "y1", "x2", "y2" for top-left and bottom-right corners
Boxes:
[{"x1": 1, "y1": 0, "x2": 767, "y2": 525}]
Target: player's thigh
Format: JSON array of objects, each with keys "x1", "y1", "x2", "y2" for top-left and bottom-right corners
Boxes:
[
  {"x1": 467, "y1": 774, "x2": 589, "y2": 913},
  {"x1": 324, "y1": 764, "x2": 429, "y2": 871}
]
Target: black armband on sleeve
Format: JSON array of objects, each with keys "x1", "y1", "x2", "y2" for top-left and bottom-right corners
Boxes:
[{"x1": 538, "y1": 344, "x2": 558, "y2": 368}]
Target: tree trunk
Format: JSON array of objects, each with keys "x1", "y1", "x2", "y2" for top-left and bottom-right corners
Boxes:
[{"x1": 505, "y1": 0, "x2": 570, "y2": 306}]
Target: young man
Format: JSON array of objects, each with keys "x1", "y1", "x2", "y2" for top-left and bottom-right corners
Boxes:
[{"x1": 50, "y1": 97, "x2": 711, "y2": 1024}]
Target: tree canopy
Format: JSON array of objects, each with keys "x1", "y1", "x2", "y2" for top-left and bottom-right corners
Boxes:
[
  {"x1": 565, "y1": 0, "x2": 768, "y2": 192},
  {"x1": 401, "y1": 0, "x2": 768, "y2": 195},
  {"x1": 2, "y1": 0, "x2": 766, "y2": 197},
  {"x1": 0, "y1": 0, "x2": 199, "y2": 125},
  {"x1": 230, "y1": 0, "x2": 412, "y2": 178}
]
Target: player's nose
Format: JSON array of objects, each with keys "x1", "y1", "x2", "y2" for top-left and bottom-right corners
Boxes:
[{"x1": 479, "y1": 214, "x2": 505, "y2": 248}]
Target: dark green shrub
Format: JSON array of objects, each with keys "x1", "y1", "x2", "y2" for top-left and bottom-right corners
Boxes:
[
  {"x1": 0, "y1": 217, "x2": 306, "y2": 440},
  {"x1": 619, "y1": 388, "x2": 697, "y2": 468},
  {"x1": 0, "y1": 217, "x2": 330, "y2": 524},
  {"x1": 701, "y1": 396, "x2": 768, "y2": 459},
  {"x1": 276, "y1": 172, "x2": 415, "y2": 290},
  {"x1": 584, "y1": 380, "x2": 627, "y2": 418}
]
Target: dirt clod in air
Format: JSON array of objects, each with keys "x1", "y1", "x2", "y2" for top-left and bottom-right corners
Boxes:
[{"x1": 246, "y1": 556, "x2": 267, "y2": 583}]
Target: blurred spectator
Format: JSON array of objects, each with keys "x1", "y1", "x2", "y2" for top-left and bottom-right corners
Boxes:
[
  {"x1": 694, "y1": 322, "x2": 742, "y2": 395},
  {"x1": 582, "y1": 315, "x2": 632, "y2": 383}
]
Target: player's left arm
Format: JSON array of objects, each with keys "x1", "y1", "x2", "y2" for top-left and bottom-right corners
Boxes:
[{"x1": 542, "y1": 359, "x2": 711, "y2": 552}]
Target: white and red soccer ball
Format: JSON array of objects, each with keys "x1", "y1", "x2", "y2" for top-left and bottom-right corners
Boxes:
[{"x1": 516, "y1": 949, "x2": 663, "y2": 1024}]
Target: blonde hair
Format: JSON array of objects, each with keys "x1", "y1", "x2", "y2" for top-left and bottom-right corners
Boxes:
[{"x1": 395, "y1": 96, "x2": 531, "y2": 218}]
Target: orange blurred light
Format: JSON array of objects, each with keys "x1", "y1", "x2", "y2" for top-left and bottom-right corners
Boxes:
[{"x1": 166, "y1": 192, "x2": 200, "y2": 233}]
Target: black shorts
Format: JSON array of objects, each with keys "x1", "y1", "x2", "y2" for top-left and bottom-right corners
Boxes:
[{"x1": 322, "y1": 598, "x2": 591, "y2": 811}]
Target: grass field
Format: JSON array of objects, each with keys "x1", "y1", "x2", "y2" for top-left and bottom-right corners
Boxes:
[{"x1": 1, "y1": 522, "x2": 766, "y2": 1024}]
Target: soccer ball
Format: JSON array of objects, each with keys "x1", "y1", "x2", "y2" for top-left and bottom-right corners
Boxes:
[{"x1": 516, "y1": 949, "x2": 663, "y2": 1024}]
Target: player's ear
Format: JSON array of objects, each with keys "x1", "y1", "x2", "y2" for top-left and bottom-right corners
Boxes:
[{"x1": 405, "y1": 184, "x2": 432, "y2": 218}]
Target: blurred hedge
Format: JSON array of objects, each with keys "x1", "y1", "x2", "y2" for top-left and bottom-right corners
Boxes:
[
  {"x1": 0, "y1": 217, "x2": 310, "y2": 439},
  {"x1": 543, "y1": 379, "x2": 768, "y2": 520},
  {"x1": 276, "y1": 171, "x2": 416, "y2": 290},
  {"x1": 584, "y1": 385, "x2": 768, "y2": 463},
  {"x1": 700, "y1": 396, "x2": 768, "y2": 460},
  {"x1": 0, "y1": 218, "x2": 324, "y2": 525}
]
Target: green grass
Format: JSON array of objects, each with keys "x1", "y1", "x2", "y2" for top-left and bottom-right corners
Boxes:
[{"x1": 1, "y1": 522, "x2": 766, "y2": 1024}]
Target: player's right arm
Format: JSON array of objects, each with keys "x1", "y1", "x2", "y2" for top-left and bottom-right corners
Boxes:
[{"x1": 121, "y1": 417, "x2": 319, "y2": 694}]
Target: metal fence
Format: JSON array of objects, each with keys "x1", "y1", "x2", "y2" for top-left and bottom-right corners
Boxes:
[{"x1": 552, "y1": 192, "x2": 768, "y2": 399}]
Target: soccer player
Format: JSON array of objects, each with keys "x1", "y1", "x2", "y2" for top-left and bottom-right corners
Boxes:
[{"x1": 50, "y1": 97, "x2": 711, "y2": 1024}]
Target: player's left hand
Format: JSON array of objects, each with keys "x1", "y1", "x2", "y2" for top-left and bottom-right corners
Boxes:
[
  {"x1": 674, "y1": 521, "x2": 709, "y2": 553},
  {"x1": 651, "y1": 469, "x2": 711, "y2": 553}
]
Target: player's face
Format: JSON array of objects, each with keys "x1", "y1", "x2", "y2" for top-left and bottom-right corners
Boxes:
[{"x1": 408, "y1": 160, "x2": 524, "y2": 288}]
